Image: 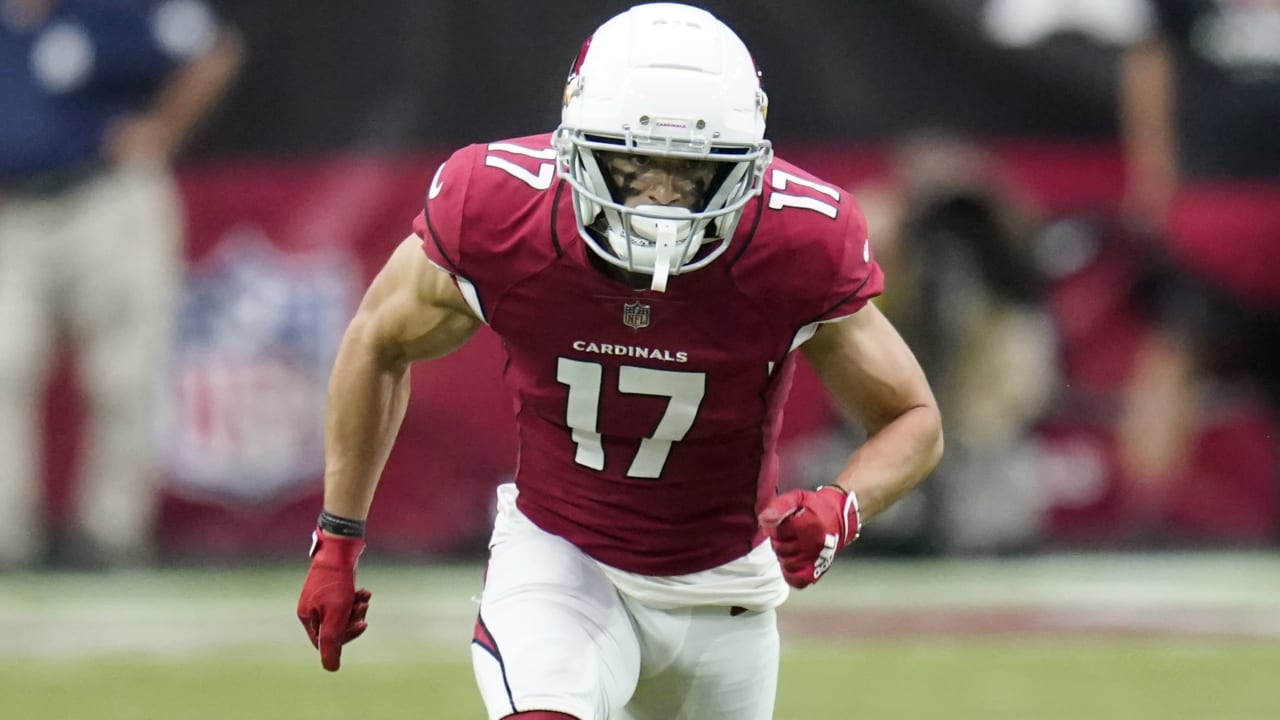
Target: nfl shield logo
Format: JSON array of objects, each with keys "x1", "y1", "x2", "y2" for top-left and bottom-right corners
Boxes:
[{"x1": 622, "y1": 301, "x2": 651, "y2": 329}]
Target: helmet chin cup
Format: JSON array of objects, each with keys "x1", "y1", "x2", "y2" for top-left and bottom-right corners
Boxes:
[
  {"x1": 628, "y1": 205, "x2": 695, "y2": 240},
  {"x1": 606, "y1": 205, "x2": 705, "y2": 292}
]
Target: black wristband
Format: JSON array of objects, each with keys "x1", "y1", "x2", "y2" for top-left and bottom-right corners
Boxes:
[{"x1": 317, "y1": 509, "x2": 367, "y2": 538}]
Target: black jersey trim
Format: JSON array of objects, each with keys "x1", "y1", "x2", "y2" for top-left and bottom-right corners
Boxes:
[
  {"x1": 548, "y1": 180, "x2": 566, "y2": 258},
  {"x1": 725, "y1": 196, "x2": 765, "y2": 268},
  {"x1": 472, "y1": 612, "x2": 517, "y2": 713},
  {"x1": 422, "y1": 187, "x2": 461, "y2": 274}
]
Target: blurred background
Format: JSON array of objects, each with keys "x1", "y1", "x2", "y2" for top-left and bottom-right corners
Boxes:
[{"x1": 3, "y1": 0, "x2": 1278, "y2": 718}]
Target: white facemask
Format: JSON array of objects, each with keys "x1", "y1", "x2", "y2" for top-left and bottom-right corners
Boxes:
[{"x1": 605, "y1": 205, "x2": 706, "y2": 292}]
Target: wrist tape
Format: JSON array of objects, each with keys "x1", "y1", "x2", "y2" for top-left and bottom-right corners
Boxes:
[{"x1": 317, "y1": 509, "x2": 367, "y2": 538}]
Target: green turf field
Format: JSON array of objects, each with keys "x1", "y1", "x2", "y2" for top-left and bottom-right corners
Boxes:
[{"x1": 3, "y1": 553, "x2": 1278, "y2": 719}]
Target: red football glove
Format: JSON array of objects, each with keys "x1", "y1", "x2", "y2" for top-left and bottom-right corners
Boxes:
[
  {"x1": 297, "y1": 528, "x2": 371, "y2": 671},
  {"x1": 759, "y1": 485, "x2": 861, "y2": 589}
]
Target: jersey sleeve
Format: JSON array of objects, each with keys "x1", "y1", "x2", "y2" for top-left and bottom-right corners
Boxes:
[
  {"x1": 413, "y1": 138, "x2": 562, "y2": 324},
  {"x1": 810, "y1": 195, "x2": 884, "y2": 324},
  {"x1": 730, "y1": 159, "x2": 885, "y2": 333},
  {"x1": 415, "y1": 144, "x2": 478, "y2": 276}
]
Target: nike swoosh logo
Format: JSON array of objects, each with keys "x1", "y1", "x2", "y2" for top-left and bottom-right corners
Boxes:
[{"x1": 863, "y1": 237, "x2": 870, "y2": 263}]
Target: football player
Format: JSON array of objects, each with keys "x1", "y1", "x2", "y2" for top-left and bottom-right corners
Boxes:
[{"x1": 298, "y1": 4, "x2": 943, "y2": 719}]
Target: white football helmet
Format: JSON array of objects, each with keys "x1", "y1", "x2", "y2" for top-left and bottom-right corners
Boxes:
[{"x1": 554, "y1": 3, "x2": 773, "y2": 291}]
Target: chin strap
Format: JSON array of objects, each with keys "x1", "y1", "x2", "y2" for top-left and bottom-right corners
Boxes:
[{"x1": 649, "y1": 219, "x2": 680, "y2": 292}]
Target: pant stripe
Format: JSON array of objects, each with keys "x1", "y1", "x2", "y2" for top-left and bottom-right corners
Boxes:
[{"x1": 473, "y1": 612, "x2": 518, "y2": 713}]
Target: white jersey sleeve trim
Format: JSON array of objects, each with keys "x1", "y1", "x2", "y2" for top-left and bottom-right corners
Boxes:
[
  {"x1": 454, "y1": 275, "x2": 487, "y2": 324},
  {"x1": 788, "y1": 311, "x2": 858, "y2": 352},
  {"x1": 422, "y1": 253, "x2": 488, "y2": 324}
]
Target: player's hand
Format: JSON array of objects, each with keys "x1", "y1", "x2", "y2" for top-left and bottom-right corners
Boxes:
[
  {"x1": 758, "y1": 486, "x2": 860, "y2": 589},
  {"x1": 297, "y1": 528, "x2": 371, "y2": 671}
]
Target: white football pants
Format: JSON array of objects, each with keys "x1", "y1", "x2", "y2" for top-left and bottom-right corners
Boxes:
[{"x1": 472, "y1": 487, "x2": 780, "y2": 720}]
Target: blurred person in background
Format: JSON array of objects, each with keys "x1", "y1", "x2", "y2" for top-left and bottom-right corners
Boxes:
[
  {"x1": 1116, "y1": 0, "x2": 1280, "y2": 537},
  {"x1": 296, "y1": 4, "x2": 942, "y2": 719},
  {"x1": 838, "y1": 134, "x2": 1056, "y2": 555},
  {"x1": 0, "y1": 0, "x2": 243, "y2": 569}
]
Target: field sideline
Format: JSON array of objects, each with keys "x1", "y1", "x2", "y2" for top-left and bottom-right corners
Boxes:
[{"x1": 3, "y1": 552, "x2": 1278, "y2": 719}]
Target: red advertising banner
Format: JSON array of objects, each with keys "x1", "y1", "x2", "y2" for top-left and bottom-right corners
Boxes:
[{"x1": 41, "y1": 142, "x2": 1277, "y2": 560}]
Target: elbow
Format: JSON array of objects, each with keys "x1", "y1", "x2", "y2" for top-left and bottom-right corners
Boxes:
[
  {"x1": 215, "y1": 25, "x2": 247, "y2": 69},
  {"x1": 192, "y1": 25, "x2": 246, "y2": 88},
  {"x1": 342, "y1": 312, "x2": 410, "y2": 376},
  {"x1": 918, "y1": 403, "x2": 945, "y2": 474}
]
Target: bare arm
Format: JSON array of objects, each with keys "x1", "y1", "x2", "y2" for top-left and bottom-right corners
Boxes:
[
  {"x1": 322, "y1": 236, "x2": 482, "y2": 519},
  {"x1": 103, "y1": 24, "x2": 245, "y2": 163},
  {"x1": 800, "y1": 302, "x2": 943, "y2": 520}
]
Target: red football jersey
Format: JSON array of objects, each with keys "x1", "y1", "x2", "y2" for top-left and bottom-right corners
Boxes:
[{"x1": 414, "y1": 133, "x2": 883, "y2": 575}]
